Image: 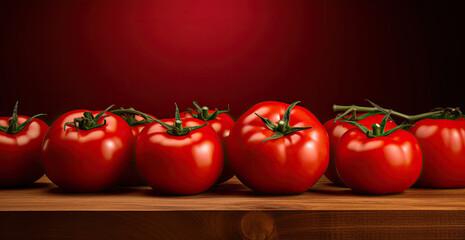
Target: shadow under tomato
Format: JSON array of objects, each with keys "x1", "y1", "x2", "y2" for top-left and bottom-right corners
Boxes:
[{"x1": 321, "y1": 182, "x2": 348, "y2": 188}]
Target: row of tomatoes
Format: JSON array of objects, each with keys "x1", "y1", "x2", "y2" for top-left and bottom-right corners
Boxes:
[{"x1": 0, "y1": 101, "x2": 464, "y2": 195}]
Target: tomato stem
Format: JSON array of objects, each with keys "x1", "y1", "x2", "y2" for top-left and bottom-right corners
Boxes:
[
  {"x1": 372, "y1": 124, "x2": 382, "y2": 136},
  {"x1": 255, "y1": 101, "x2": 312, "y2": 143},
  {"x1": 110, "y1": 107, "x2": 156, "y2": 126},
  {"x1": 153, "y1": 103, "x2": 208, "y2": 136},
  {"x1": 277, "y1": 120, "x2": 286, "y2": 132},
  {"x1": 0, "y1": 101, "x2": 47, "y2": 134},
  {"x1": 185, "y1": 101, "x2": 230, "y2": 121},
  {"x1": 333, "y1": 99, "x2": 456, "y2": 123},
  {"x1": 342, "y1": 111, "x2": 413, "y2": 138},
  {"x1": 63, "y1": 105, "x2": 113, "y2": 132}
]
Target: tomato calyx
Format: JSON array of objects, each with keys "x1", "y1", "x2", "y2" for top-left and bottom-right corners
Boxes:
[
  {"x1": 63, "y1": 105, "x2": 114, "y2": 132},
  {"x1": 185, "y1": 101, "x2": 230, "y2": 121},
  {"x1": 342, "y1": 111, "x2": 411, "y2": 138},
  {"x1": 110, "y1": 107, "x2": 157, "y2": 127},
  {"x1": 154, "y1": 103, "x2": 208, "y2": 136},
  {"x1": 0, "y1": 101, "x2": 47, "y2": 134},
  {"x1": 255, "y1": 101, "x2": 312, "y2": 143}
]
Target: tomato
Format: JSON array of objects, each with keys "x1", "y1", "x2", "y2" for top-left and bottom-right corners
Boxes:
[
  {"x1": 0, "y1": 102, "x2": 48, "y2": 187},
  {"x1": 40, "y1": 106, "x2": 134, "y2": 192},
  {"x1": 335, "y1": 120, "x2": 422, "y2": 194},
  {"x1": 136, "y1": 104, "x2": 223, "y2": 195},
  {"x1": 227, "y1": 101, "x2": 329, "y2": 194},
  {"x1": 323, "y1": 113, "x2": 397, "y2": 186},
  {"x1": 181, "y1": 101, "x2": 235, "y2": 183},
  {"x1": 409, "y1": 118, "x2": 465, "y2": 188},
  {"x1": 111, "y1": 107, "x2": 157, "y2": 186}
]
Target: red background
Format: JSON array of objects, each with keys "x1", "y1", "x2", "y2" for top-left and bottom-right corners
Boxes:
[{"x1": 1, "y1": 0, "x2": 463, "y2": 123}]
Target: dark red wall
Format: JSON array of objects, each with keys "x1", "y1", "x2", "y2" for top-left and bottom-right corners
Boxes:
[{"x1": 1, "y1": 0, "x2": 463, "y2": 123}]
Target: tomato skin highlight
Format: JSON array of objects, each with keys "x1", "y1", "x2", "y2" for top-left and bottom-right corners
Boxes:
[
  {"x1": 181, "y1": 110, "x2": 235, "y2": 183},
  {"x1": 323, "y1": 114, "x2": 397, "y2": 186},
  {"x1": 335, "y1": 128, "x2": 422, "y2": 194},
  {"x1": 40, "y1": 110, "x2": 134, "y2": 192},
  {"x1": 0, "y1": 116, "x2": 48, "y2": 187},
  {"x1": 136, "y1": 118, "x2": 223, "y2": 195},
  {"x1": 227, "y1": 101, "x2": 329, "y2": 194},
  {"x1": 409, "y1": 118, "x2": 465, "y2": 188}
]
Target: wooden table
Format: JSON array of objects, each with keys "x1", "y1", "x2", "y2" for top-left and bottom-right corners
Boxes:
[{"x1": 1, "y1": 176, "x2": 464, "y2": 239}]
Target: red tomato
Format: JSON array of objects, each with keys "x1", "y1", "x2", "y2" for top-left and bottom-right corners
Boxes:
[
  {"x1": 0, "y1": 103, "x2": 48, "y2": 187},
  {"x1": 336, "y1": 128, "x2": 422, "y2": 194},
  {"x1": 323, "y1": 114, "x2": 397, "y2": 186},
  {"x1": 227, "y1": 101, "x2": 329, "y2": 194},
  {"x1": 181, "y1": 102, "x2": 235, "y2": 183},
  {"x1": 137, "y1": 118, "x2": 223, "y2": 195},
  {"x1": 110, "y1": 109, "x2": 158, "y2": 186},
  {"x1": 409, "y1": 118, "x2": 465, "y2": 188},
  {"x1": 40, "y1": 108, "x2": 134, "y2": 192}
]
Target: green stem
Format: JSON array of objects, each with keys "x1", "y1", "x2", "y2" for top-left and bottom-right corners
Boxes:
[
  {"x1": 255, "y1": 101, "x2": 312, "y2": 143},
  {"x1": 201, "y1": 106, "x2": 210, "y2": 120},
  {"x1": 110, "y1": 107, "x2": 156, "y2": 126},
  {"x1": 277, "y1": 120, "x2": 286, "y2": 132},
  {"x1": 333, "y1": 102, "x2": 444, "y2": 123},
  {"x1": 372, "y1": 123, "x2": 382, "y2": 136},
  {"x1": 156, "y1": 103, "x2": 208, "y2": 136},
  {"x1": 0, "y1": 101, "x2": 47, "y2": 134},
  {"x1": 63, "y1": 105, "x2": 113, "y2": 132},
  {"x1": 186, "y1": 101, "x2": 230, "y2": 121}
]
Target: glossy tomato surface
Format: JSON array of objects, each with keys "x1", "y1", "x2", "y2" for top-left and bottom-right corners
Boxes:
[
  {"x1": 227, "y1": 101, "x2": 329, "y2": 194},
  {"x1": 40, "y1": 110, "x2": 134, "y2": 192},
  {"x1": 136, "y1": 118, "x2": 223, "y2": 195},
  {"x1": 409, "y1": 118, "x2": 465, "y2": 188},
  {"x1": 335, "y1": 128, "x2": 422, "y2": 194},
  {"x1": 119, "y1": 114, "x2": 156, "y2": 186},
  {"x1": 182, "y1": 110, "x2": 235, "y2": 183},
  {"x1": 0, "y1": 116, "x2": 48, "y2": 187},
  {"x1": 323, "y1": 114, "x2": 397, "y2": 186}
]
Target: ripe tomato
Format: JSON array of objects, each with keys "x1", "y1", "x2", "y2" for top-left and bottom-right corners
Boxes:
[
  {"x1": 227, "y1": 101, "x2": 329, "y2": 194},
  {"x1": 409, "y1": 118, "x2": 465, "y2": 188},
  {"x1": 111, "y1": 107, "x2": 157, "y2": 186},
  {"x1": 0, "y1": 102, "x2": 48, "y2": 187},
  {"x1": 40, "y1": 106, "x2": 134, "y2": 192},
  {"x1": 335, "y1": 120, "x2": 422, "y2": 194},
  {"x1": 181, "y1": 101, "x2": 235, "y2": 183},
  {"x1": 137, "y1": 104, "x2": 223, "y2": 195},
  {"x1": 323, "y1": 113, "x2": 397, "y2": 186}
]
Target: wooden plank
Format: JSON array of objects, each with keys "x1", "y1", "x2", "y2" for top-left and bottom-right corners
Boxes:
[
  {"x1": 1, "y1": 211, "x2": 464, "y2": 240},
  {"x1": 1, "y1": 176, "x2": 465, "y2": 211}
]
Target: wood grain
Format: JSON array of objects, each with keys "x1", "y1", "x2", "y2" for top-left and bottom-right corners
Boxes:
[
  {"x1": 1, "y1": 176, "x2": 465, "y2": 239},
  {"x1": 1, "y1": 176, "x2": 464, "y2": 211},
  {"x1": 1, "y1": 211, "x2": 464, "y2": 240}
]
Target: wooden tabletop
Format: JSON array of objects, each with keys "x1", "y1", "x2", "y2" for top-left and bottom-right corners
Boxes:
[
  {"x1": 2, "y1": 176, "x2": 465, "y2": 239},
  {"x1": 1, "y1": 175, "x2": 464, "y2": 211}
]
